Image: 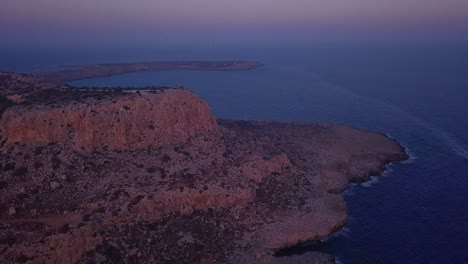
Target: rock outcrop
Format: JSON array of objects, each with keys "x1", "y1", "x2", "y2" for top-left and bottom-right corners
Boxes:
[
  {"x1": 0, "y1": 89, "x2": 219, "y2": 151},
  {"x1": 0, "y1": 72, "x2": 56, "y2": 99},
  {"x1": 0, "y1": 72, "x2": 408, "y2": 264}
]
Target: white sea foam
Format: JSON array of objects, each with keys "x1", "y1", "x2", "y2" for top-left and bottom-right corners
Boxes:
[
  {"x1": 384, "y1": 134, "x2": 417, "y2": 163},
  {"x1": 381, "y1": 166, "x2": 394, "y2": 177},
  {"x1": 402, "y1": 145, "x2": 417, "y2": 164},
  {"x1": 320, "y1": 226, "x2": 352, "y2": 242},
  {"x1": 361, "y1": 176, "x2": 380, "y2": 188}
]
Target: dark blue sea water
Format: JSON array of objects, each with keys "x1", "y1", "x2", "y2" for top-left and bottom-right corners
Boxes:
[{"x1": 1, "y1": 42, "x2": 468, "y2": 264}]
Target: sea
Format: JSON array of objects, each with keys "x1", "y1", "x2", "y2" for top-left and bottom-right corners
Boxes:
[{"x1": 1, "y1": 40, "x2": 468, "y2": 264}]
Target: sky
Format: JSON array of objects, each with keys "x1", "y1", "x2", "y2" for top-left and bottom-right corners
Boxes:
[{"x1": 1, "y1": 0, "x2": 468, "y2": 47}]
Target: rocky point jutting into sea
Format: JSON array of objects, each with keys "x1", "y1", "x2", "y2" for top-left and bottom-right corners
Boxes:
[{"x1": 0, "y1": 71, "x2": 408, "y2": 264}]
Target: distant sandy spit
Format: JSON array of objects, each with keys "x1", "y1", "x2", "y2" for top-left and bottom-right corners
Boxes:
[{"x1": 35, "y1": 61, "x2": 263, "y2": 83}]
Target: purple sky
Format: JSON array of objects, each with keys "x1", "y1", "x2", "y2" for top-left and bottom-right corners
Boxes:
[{"x1": 2, "y1": 0, "x2": 468, "y2": 45}]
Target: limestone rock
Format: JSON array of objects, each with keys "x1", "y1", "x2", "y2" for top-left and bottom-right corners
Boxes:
[{"x1": 0, "y1": 89, "x2": 219, "y2": 151}]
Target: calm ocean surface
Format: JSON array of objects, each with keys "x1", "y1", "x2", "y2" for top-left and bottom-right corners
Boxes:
[{"x1": 2, "y1": 42, "x2": 468, "y2": 264}]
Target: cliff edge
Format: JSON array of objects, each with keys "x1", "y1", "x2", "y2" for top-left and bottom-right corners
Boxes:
[{"x1": 0, "y1": 88, "x2": 219, "y2": 151}]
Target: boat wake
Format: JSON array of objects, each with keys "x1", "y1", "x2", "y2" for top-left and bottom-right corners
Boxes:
[
  {"x1": 436, "y1": 130, "x2": 468, "y2": 160},
  {"x1": 310, "y1": 74, "x2": 468, "y2": 161}
]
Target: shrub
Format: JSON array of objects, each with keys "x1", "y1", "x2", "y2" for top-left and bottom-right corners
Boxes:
[
  {"x1": 12, "y1": 167, "x2": 28, "y2": 177},
  {"x1": 161, "y1": 154, "x2": 171, "y2": 162},
  {"x1": 146, "y1": 167, "x2": 156, "y2": 174},
  {"x1": 3, "y1": 162, "x2": 15, "y2": 171},
  {"x1": 0, "y1": 181, "x2": 7, "y2": 189}
]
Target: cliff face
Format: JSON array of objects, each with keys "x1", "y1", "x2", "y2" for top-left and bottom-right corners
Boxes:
[{"x1": 0, "y1": 89, "x2": 219, "y2": 151}]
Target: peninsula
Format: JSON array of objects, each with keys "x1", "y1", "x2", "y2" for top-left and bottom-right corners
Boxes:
[
  {"x1": 35, "y1": 61, "x2": 263, "y2": 83},
  {"x1": 0, "y1": 72, "x2": 407, "y2": 264}
]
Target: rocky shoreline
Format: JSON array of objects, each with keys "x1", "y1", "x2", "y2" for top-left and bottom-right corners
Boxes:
[{"x1": 0, "y1": 72, "x2": 408, "y2": 263}]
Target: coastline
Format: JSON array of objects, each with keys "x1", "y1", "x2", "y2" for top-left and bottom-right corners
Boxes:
[
  {"x1": 0, "y1": 72, "x2": 408, "y2": 264},
  {"x1": 270, "y1": 138, "x2": 408, "y2": 263},
  {"x1": 34, "y1": 61, "x2": 263, "y2": 83},
  {"x1": 218, "y1": 120, "x2": 408, "y2": 263}
]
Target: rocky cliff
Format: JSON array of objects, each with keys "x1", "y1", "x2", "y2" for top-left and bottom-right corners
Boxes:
[
  {"x1": 0, "y1": 72, "x2": 408, "y2": 264},
  {"x1": 0, "y1": 89, "x2": 219, "y2": 151}
]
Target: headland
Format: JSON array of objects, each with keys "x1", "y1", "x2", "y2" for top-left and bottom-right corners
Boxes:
[
  {"x1": 35, "y1": 61, "x2": 263, "y2": 83},
  {"x1": 0, "y1": 71, "x2": 407, "y2": 264}
]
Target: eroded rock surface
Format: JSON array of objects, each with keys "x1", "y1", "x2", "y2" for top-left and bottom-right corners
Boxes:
[
  {"x1": 0, "y1": 89, "x2": 218, "y2": 151},
  {"x1": 0, "y1": 72, "x2": 408, "y2": 264}
]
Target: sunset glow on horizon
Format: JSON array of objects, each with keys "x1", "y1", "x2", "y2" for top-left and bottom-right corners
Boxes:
[
  {"x1": 1, "y1": 0, "x2": 468, "y2": 48},
  {"x1": 2, "y1": 0, "x2": 468, "y2": 31}
]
